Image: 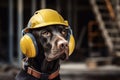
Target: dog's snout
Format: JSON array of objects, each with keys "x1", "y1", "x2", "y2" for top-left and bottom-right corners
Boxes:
[{"x1": 58, "y1": 40, "x2": 68, "y2": 50}]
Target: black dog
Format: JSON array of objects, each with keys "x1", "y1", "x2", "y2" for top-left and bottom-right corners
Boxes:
[{"x1": 15, "y1": 25, "x2": 69, "y2": 80}]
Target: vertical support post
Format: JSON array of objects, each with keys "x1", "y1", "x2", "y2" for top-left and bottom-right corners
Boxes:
[
  {"x1": 41, "y1": 0, "x2": 46, "y2": 9},
  {"x1": 17, "y1": 0, "x2": 23, "y2": 67},
  {"x1": 116, "y1": 0, "x2": 119, "y2": 20},
  {"x1": 9, "y1": 0, "x2": 14, "y2": 64},
  {"x1": 56, "y1": 0, "x2": 61, "y2": 12},
  {"x1": 116, "y1": 0, "x2": 120, "y2": 28},
  {"x1": 73, "y1": 1, "x2": 77, "y2": 40},
  {"x1": 67, "y1": 0, "x2": 72, "y2": 26},
  {"x1": 31, "y1": 0, "x2": 36, "y2": 15}
]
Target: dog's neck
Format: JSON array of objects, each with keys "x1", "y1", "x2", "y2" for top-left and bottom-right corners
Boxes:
[
  {"x1": 41, "y1": 59, "x2": 60, "y2": 73},
  {"x1": 27, "y1": 57, "x2": 60, "y2": 74}
]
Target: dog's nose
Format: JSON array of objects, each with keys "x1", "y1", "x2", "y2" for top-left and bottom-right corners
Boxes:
[{"x1": 58, "y1": 40, "x2": 68, "y2": 50}]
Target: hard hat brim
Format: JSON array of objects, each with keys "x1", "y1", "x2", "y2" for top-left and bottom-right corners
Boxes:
[{"x1": 23, "y1": 22, "x2": 68, "y2": 32}]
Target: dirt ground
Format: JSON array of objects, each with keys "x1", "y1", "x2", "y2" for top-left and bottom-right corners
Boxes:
[{"x1": 0, "y1": 63, "x2": 120, "y2": 80}]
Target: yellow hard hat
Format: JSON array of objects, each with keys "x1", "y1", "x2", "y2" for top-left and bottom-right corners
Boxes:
[
  {"x1": 23, "y1": 9, "x2": 68, "y2": 32},
  {"x1": 20, "y1": 9, "x2": 75, "y2": 57}
]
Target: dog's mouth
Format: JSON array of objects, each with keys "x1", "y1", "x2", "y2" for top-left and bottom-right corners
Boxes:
[
  {"x1": 60, "y1": 53, "x2": 67, "y2": 60},
  {"x1": 45, "y1": 49, "x2": 69, "y2": 61}
]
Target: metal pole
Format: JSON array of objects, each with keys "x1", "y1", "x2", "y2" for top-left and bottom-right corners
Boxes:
[
  {"x1": 31, "y1": 0, "x2": 36, "y2": 15},
  {"x1": 41, "y1": 0, "x2": 46, "y2": 9},
  {"x1": 17, "y1": 0, "x2": 23, "y2": 67},
  {"x1": 56, "y1": 0, "x2": 61, "y2": 12},
  {"x1": 73, "y1": 1, "x2": 77, "y2": 39},
  {"x1": 9, "y1": 0, "x2": 14, "y2": 64},
  {"x1": 67, "y1": 0, "x2": 72, "y2": 26}
]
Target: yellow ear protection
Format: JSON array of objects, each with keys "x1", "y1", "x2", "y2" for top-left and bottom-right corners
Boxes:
[
  {"x1": 67, "y1": 26, "x2": 75, "y2": 56},
  {"x1": 20, "y1": 9, "x2": 75, "y2": 58},
  {"x1": 20, "y1": 32, "x2": 39, "y2": 58}
]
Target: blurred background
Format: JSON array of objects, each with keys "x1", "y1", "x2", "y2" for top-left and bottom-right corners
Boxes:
[{"x1": 0, "y1": 0, "x2": 120, "y2": 80}]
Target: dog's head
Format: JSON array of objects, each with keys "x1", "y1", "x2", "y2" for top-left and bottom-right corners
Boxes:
[
  {"x1": 20, "y1": 9, "x2": 75, "y2": 62},
  {"x1": 31, "y1": 25, "x2": 69, "y2": 61}
]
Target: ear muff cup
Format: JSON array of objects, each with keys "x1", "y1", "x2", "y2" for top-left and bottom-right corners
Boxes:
[
  {"x1": 67, "y1": 27, "x2": 75, "y2": 56},
  {"x1": 20, "y1": 33, "x2": 38, "y2": 58},
  {"x1": 68, "y1": 35, "x2": 75, "y2": 56}
]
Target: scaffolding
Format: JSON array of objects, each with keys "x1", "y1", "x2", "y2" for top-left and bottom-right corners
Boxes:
[{"x1": 8, "y1": 0, "x2": 47, "y2": 67}]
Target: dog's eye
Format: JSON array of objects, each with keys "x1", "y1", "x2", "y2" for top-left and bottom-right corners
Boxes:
[
  {"x1": 61, "y1": 29, "x2": 67, "y2": 36},
  {"x1": 41, "y1": 30, "x2": 51, "y2": 37}
]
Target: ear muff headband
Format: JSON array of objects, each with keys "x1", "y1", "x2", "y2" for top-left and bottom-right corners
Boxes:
[{"x1": 20, "y1": 33, "x2": 38, "y2": 58}]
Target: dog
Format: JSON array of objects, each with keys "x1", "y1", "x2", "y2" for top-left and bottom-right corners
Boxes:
[
  {"x1": 15, "y1": 25, "x2": 70, "y2": 80},
  {"x1": 15, "y1": 9, "x2": 75, "y2": 80}
]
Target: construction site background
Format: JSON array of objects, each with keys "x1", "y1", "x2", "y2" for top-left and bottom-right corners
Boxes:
[{"x1": 0, "y1": 0, "x2": 120, "y2": 80}]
